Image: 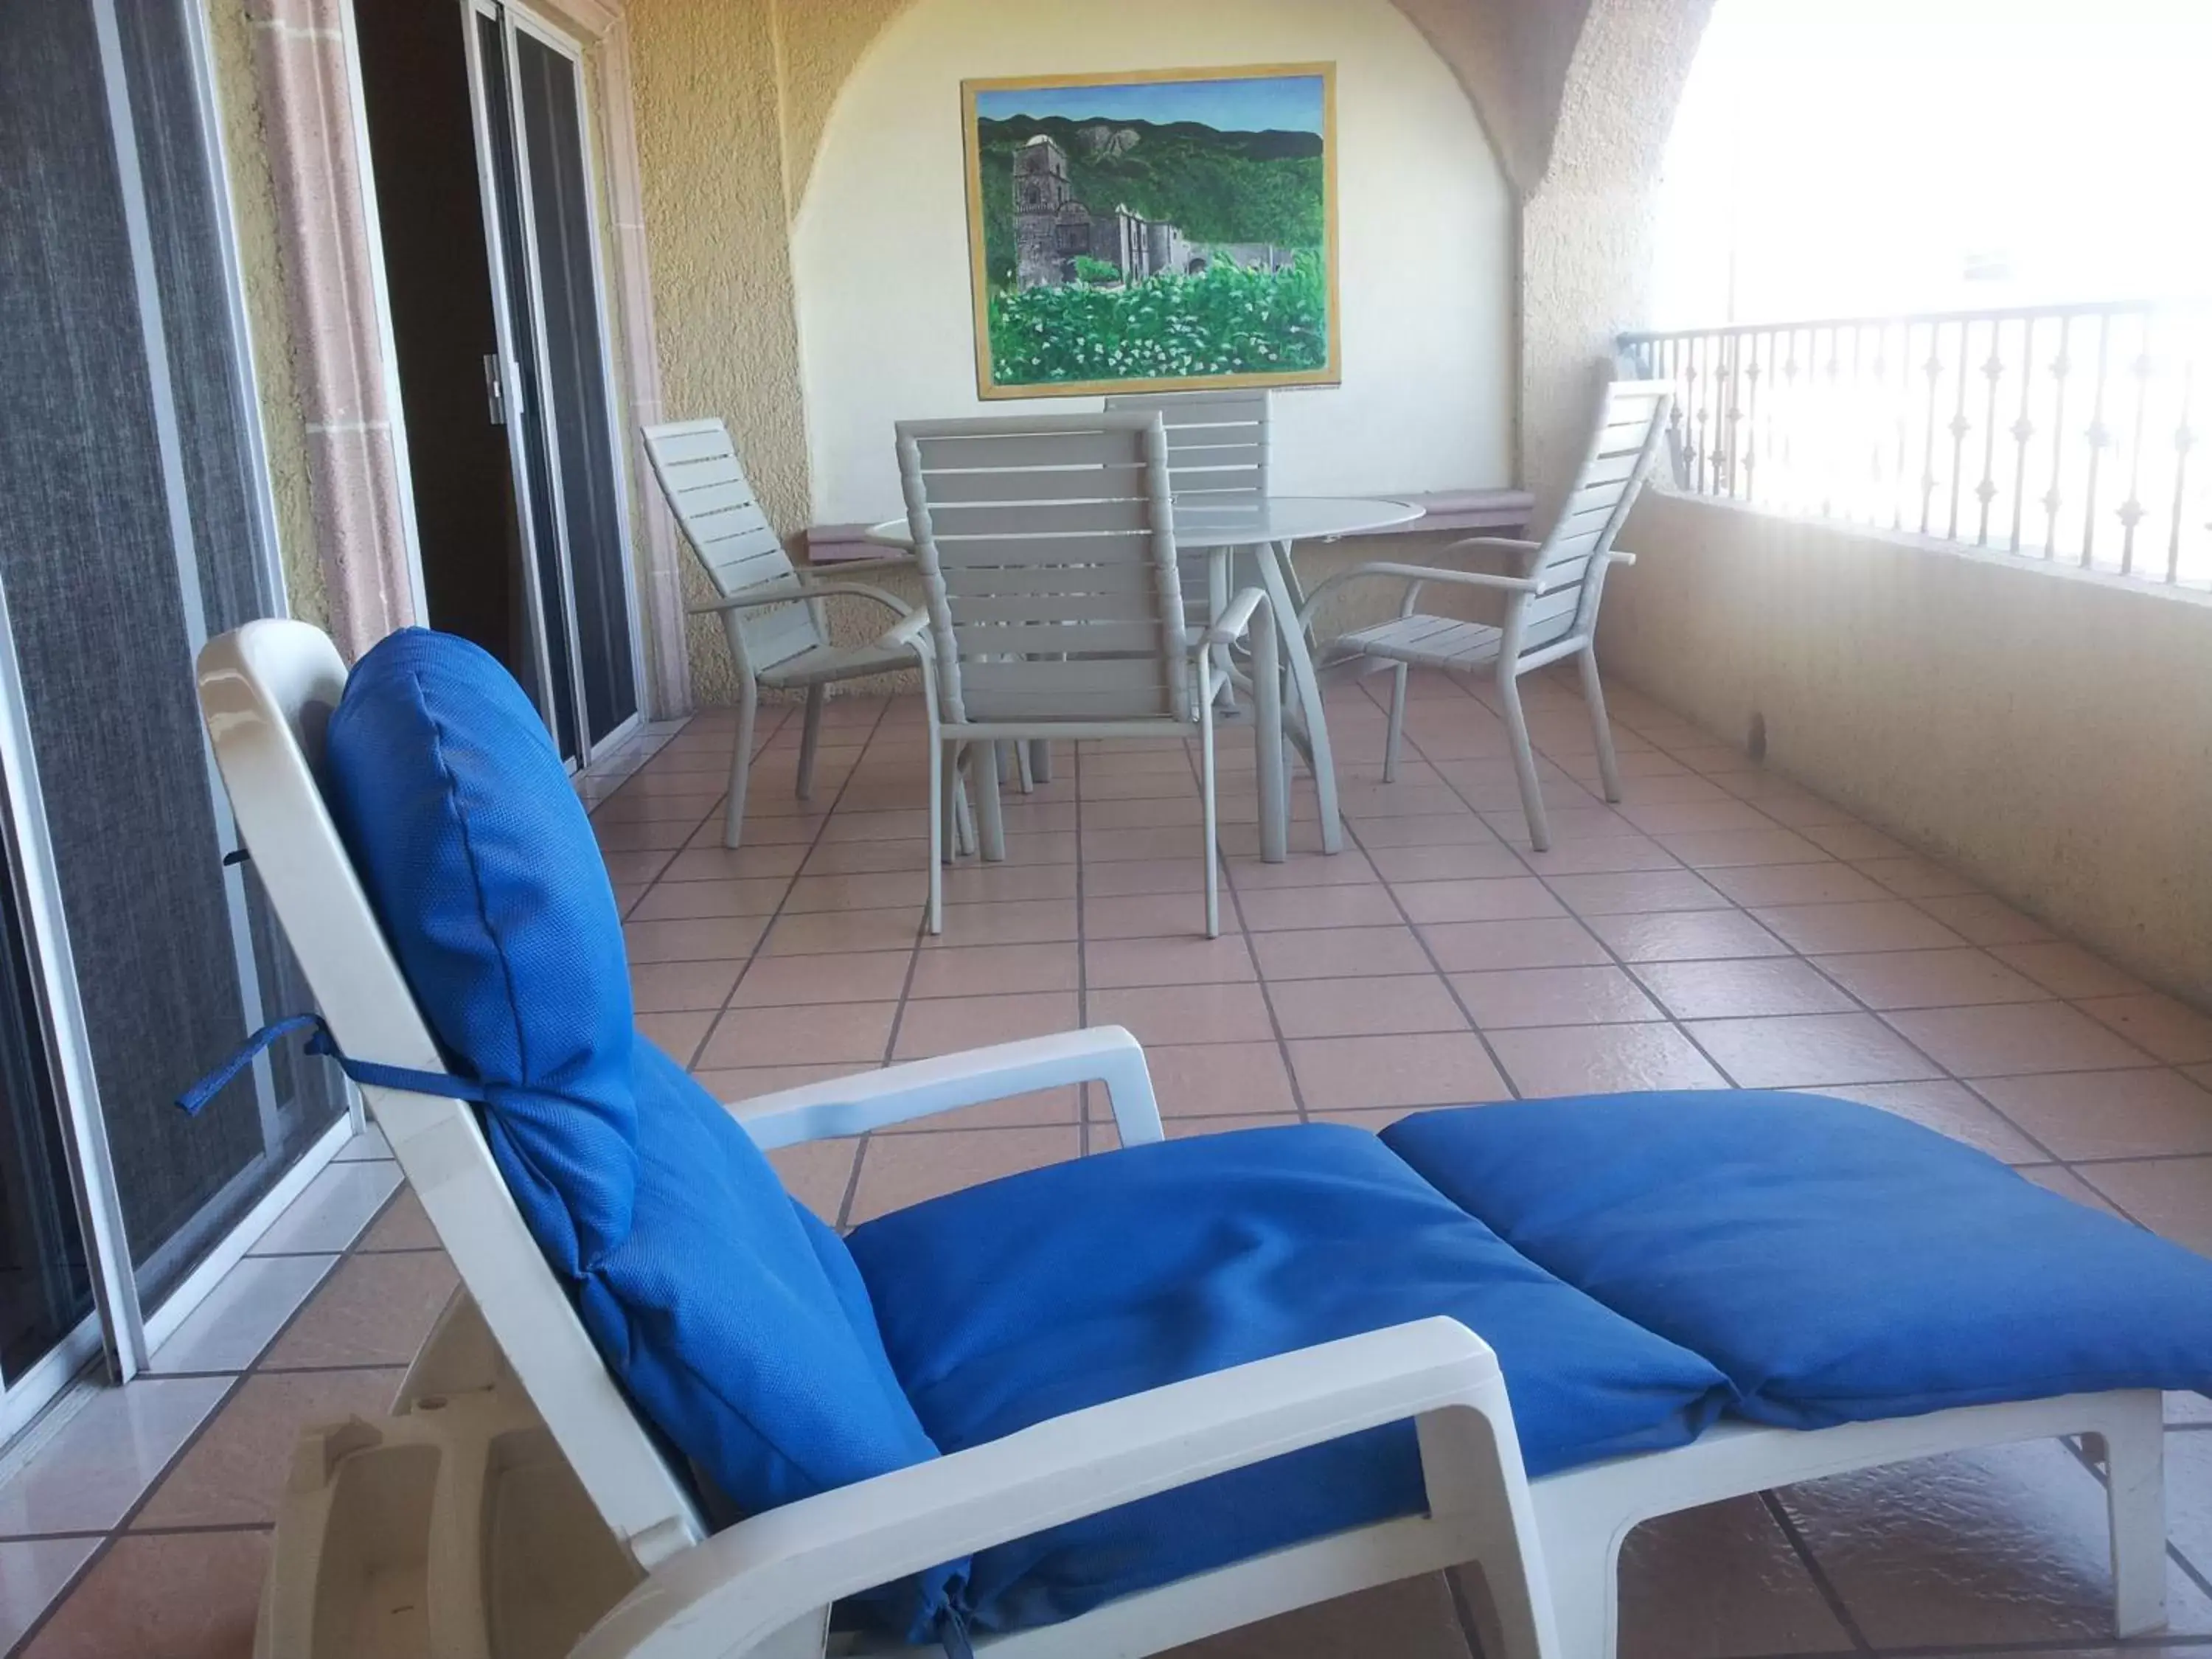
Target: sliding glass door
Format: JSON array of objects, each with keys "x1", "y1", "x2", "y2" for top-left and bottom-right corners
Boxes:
[
  {"x1": 467, "y1": 1, "x2": 641, "y2": 764},
  {"x1": 0, "y1": 0, "x2": 349, "y2": 1419}
]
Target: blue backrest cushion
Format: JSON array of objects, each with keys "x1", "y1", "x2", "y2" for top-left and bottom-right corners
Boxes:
[
  {"x1": 1384, "y1": 1092, "x2": 2212, "y2": 1427},
  {"x1": 321, "y1": 630, "x2": 947, "y2": 1599}
]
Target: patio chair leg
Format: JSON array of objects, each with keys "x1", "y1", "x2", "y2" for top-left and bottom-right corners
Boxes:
[
  {"x1": 1497, "y1": 667, "x2": 1551, "y2": 852},
  {"x1": 924, "y1": 724, "x2": 944, "y2": 935},
  {"x1": 796, "y1": 684, "x2": 824, "y2": 801},
  {"x1": 723, "y1": 675, "x2": 758, "y2": 851},
  {"x1": 1028, "y1": 738, "x2": 1052, "y2": 784},
  {"x1": 1579, "y1": 646, "x2": 1624, "y2": 804},
  {"x1": 1383, "y1": 662, "x2": 1409, "y2": 784},
  {"x1": 2102, "y1": 1394, "x2": 2168, "y2": 1635},
  {"x1": 1015, "y1": 739, "x2": 1035, "y2": 795},
  {"x1": 1200, "y1": 682, "x2": 1222, "y2": 938},
  {"x1": 974, "y1": 744, "x2": 1007, "y2": 862},
  {"x1": 944, "y1": 742, "x2": 973, "y2": 860}
]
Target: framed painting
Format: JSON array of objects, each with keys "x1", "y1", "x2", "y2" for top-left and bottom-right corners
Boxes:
[{"x1": 961, "y1": 63, "x2": 1340, "y2": 399}]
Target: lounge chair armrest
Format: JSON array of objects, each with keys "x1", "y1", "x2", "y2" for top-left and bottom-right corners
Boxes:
[
  {"x1": 1193, "y1": 585, "x2": 1267, "y2": 653},
  {"x1": 729, "y1": 1026, "x2": 1162, "y2": 1149},
  {"x1": 688, "y1": 580, "x2": 913, "y2": 619},
  {"x1": 1606, "y1": 548, "x2": 1638, "y2": 566},
  {"x1": 572, "y1": 1318, "x2": 1523, "y2": 1659}
]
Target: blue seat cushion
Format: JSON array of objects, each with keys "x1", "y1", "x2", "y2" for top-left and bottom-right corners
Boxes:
[
  {"x1": 1383, "y1": 1092, "x2": 2212, "y2": 1428},
  {"x1": 846, "y1": 1122, "x2": 1731, "y2": 1635},
  {"x1": 321, "y1": 630, "x2": 950, "y2": 1625}
]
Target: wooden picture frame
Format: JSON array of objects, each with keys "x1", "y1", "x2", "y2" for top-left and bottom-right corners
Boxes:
[{"x1": 961, "y1": 63, "x2": 1340, "y2": 400}]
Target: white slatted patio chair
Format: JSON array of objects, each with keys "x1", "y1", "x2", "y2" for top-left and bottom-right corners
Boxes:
[
  {"x1": 641, "y1": 419, "x2": 919, "y2": 849},
  {"x1": 1300, "y1": 380, "x2": 1672, "y2": 851},
  {"x1": 892, "y1": 411, "x2": 1282, "y2": 937}
]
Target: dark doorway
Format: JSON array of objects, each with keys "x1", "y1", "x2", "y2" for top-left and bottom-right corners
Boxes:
[{"x1": 354, "y1": 0, "x2": 528, "y2": 678}]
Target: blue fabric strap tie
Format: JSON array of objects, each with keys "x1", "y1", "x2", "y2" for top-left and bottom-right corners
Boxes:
[
  {"x1": 935, "y1": 1607, "x2": 976, "y2": 1659},
  {"x1": 175, "y1": 1012, "x2": 486, "y2": 1116}
]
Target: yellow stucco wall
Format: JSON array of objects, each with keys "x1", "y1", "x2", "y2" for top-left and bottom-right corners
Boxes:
[
  {"x1": 1602, "y1": 491, "x2": 2212, "y2": 1006},
  {"x1": 204, "y1": 0, "x2": 327, "y2": 629}
]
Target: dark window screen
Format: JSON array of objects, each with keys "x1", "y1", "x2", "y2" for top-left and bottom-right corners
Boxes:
[{"x1": 0, "y1": 0, "x2": 343, "y2": 1314}]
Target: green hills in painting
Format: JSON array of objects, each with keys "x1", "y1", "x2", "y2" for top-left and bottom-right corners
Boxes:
[{"x1": 975, "y1": 114, "x2": 1324, "y2": 289}]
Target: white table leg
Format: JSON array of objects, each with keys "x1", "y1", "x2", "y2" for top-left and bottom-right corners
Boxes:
[{"x1": 1258, "y1": 538, "x2": 1341, "y2": 854}]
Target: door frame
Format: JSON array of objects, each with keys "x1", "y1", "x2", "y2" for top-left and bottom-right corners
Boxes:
[{"x1": 459, "y1": 0, "x2": 650, "y2": 766}]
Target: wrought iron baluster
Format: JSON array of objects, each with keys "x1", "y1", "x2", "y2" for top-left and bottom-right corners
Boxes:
[
  {"x1": 2044, "y1": 316, "x2": 2072, "y2": 559},
  {"x1": 2118, "y1": 316, "x2": 2153, "y2": 577},
  {"x1": 2008, "y1": 316, "x2": 2037, "y2": 554},
  {"x1": 2081, "y1": 311, "x2": 2114, "y2": 568},
  {"x1": 1743, "y1": 331, "x2": 1765, "y2": 501},
  {"x1": 1975, "y1": 318, "x2": 2004, "y2": 546},
  {"x1": 1919, "y1": 321, "x2": 1944, "y2": 536},
  {"x1": 2171, "y1": 360, "x2": 2195, "y2": 585},
  {"x1": 1946, "y1": 318, "x2": 1973, "y2": 541}
]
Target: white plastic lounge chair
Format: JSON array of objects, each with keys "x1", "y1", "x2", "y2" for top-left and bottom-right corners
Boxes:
[
  {"x1": 1301, "y1": 379, "x2": 1672, "y2": 850},
  {"x1": 641, "y1": 418, "x2": 921, "y2": 849},
  {"x1": 195, "y1": 622, "x2": 2194, "y2": 1659},
  {"x1": 894, "y1": 411, "x2": 1284, "y2": 936}
]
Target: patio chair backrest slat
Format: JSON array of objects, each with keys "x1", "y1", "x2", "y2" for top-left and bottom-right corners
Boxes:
[
  {"x1": 897, "y1": 411, "x2": 1189, "y2": 727},
  {"x1": 1105, "y1": 391, "x2": 1270, "y2": 618},
  {"x1": 1516, "y1": 378, "x2": 1672, "y2": 655},
  {"x1": 640, "y1": 417, "x2": 820, "y2": 673}
]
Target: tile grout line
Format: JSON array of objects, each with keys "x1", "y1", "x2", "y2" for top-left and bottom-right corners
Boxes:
[{"x1": 1759, "y1": 1488, "x2": 1879, "y2": 1654}]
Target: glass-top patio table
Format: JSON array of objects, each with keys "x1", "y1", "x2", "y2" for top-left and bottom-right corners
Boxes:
[{"x1": 866, "y1": 495, "x2": 1425, "y2": 857}]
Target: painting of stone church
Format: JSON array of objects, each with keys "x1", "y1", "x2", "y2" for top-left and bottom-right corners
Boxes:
[{"x1": 962, "y1": 65, "x2": 1339, "y2": 397}]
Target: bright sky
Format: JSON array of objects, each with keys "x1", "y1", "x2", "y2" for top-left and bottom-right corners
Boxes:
[
  {"x1": 1652, "y1": 0, "x2": 2212, "y2": 325},
  {"x1": 973, "y1": 74, "x2": 1326, "y2": 136}
]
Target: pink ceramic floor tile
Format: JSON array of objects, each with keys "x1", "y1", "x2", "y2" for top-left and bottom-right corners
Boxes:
[
  {"x1": 1486, "y1": 1023, "x2": 1726, "y2": 1096},
  {"x1": 1286, "y1": 1033, "x2": 1509, "y2": 1111},
  {"x1": 1911, "y1": 893, "x2": 2056, "y2": 946},
  {"x1": 626, "y1": 877, "x2": 789, "y2": 920},
  {"x1": 1250, "y1": 925, "x2": 1435, "y2": 980},
  {"x1": 1513, "y1": 837, "x2": 1684, "y2": 875},
  {"x1": 846, "y1": 1127, "x2": 1082, "y2": 1224},
  {"x1": 622, "y1": 915, "x2": 768, "y2": 964},
  {"x1": 134, "y1": 1369, "x2": 401, "y2": 1529},
  {"x1": 1143, "y1": 1043, "x2": 1299, "y2": 1117},
  {"x1": 1082, "y1": 891, "x2": 1218, "y2": 939},
  {"x1": 1162, "y1": 1571, "x2": 1477, "y2": 1659},
  {"x1": 1647, "y1": 827, "x2": 1834, "y2": 869},
  {"x1": 782, "y1": 871, "x2": 929, "y2": 914},
  {"x1": 1543, "y1": 869, "x2": 1733, "y2": 916},
  {"x1": 701, "y1": 1001, "x2": 896, "y2": 1068},
  {"x1": 1750, "y1": 900, "x2": 1966, "y2": 956},
  {"x1": 1851, "y1": 855, "x2": 1983, "y2": 900},
  {"x1": 1984, "y1": 941, "x2": 2148, "y2": 1000},
  {"x1": 1233, "y1": 883, "x2": 1406, "y2": 932},
  {"x1": 1634, "y1": 957, "x2": 1857, "y2": 1020},
  {"x1": 2074, "y1": 993, "x2": 2212, "y2": 1064},
  {"x1": 760, "y1": 907, "x2": 924, "y2": 956},
  {"x1": 1687, "y1": 1012, "x2": 1942, "y2": 1088},
  {"x1": 1363, "y1": 842, "x2": 1531, "y2": 883},
  {"x1": 1613, "y1": 1494, "x2": 1854, "y2": 1659},
  {"x1": 2076, "y1": 1157, "x2": 2212, "y2": 1255},
  {"x1": 21, "y1": 1530, "x2": 271, "y2": 1659},
  {"x1": 1085, "y1": 934, "x2": 1257, "y2": 989},
  {"x1": 907, "y1": 942, "x2": 1080, "y2": 999},
  {"x1": 919, "y1": 896, "x2": 1079, "y2": 943},
  {"x1": 1703, "y1": 861, "x2": 1894, "y2": 907},
  {"x1": 1393, "y1": 877, "x2": 1565, "y2": 925},
  {"x1": 892, "y1": 992, "x2": 1082, "y2": 1060},
  {"x1": 1419, "y1": 917, "x2": 1614, "y2": 971},
  {"x1": 1968, "y1": 1069, "x2": 2212, "y2": 1161},
  {"x1": 1451, "y1": 965, "x2": 1666, "y2": 1029},
  {"x1": 1883, "y1": 1002, "x2": 2155, "y2": 1077},
  {"x1": 727, "y1": 951, "x2": 913, "y2": 1009},
  {"x1": 1085, "y1": 983, "x2": 1277, "y2": 1046},
  {"x1": 1267, "y1": 975, "x2": 1470, "y2": 1039},
  {"x1": 1583, "y1": 910, "x2": 1793, "y2": 963},
  {"x1": 1811, "y1": 947, "x2": 2053, "y2": 1010}
]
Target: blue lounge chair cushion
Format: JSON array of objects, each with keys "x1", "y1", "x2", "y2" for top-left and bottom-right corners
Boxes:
[
  {"x1": 320, "y1": 630, "x2": 951, "y2": 1621},
  {"x1": 1382, "y1": 1092, "x2": 2212, "y2": 1428},
  {"x1": 847, "y1": 1122, "x2": 1732, "y2": 1635}
]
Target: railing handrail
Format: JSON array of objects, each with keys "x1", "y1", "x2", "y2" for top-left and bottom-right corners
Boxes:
[{"x1": 1623, "y1": 296, "x2": 2209, "y2": 346}]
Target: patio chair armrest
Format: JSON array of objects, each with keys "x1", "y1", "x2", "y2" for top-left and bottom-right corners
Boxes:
[
  {"x1": 874, "y1": 609, "x2": 931, "y2": 652},
  {"x1": 1298, "y1": 561, "x2": 1537, "y2": 634},
  {"x1": 805, "y1": 553, "x2": 911, "y2": 576},
  {"x1": 688, "y1": 580, "x2": 912, "y2": 619},
  {"x1": 571, "y1": 1318, "x2": 1523, "y2": 1659},
  {"x1": 728, "y1": 1026, "x2": 1162, "y2": 1149},
  {"x1": 1192, "y1": 584, "x2": 1267, "y2": 653}
]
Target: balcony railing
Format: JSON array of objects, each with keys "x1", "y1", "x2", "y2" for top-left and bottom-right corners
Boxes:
[{"x1": 1621, "y1": 301, "x2": 2209, "y2": 588}]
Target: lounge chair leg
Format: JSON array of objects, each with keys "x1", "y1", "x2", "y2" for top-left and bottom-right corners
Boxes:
[
  {"x1": 796, "y1": 684, "x2": 824, "y2": 801},
  {"x1": 1383, "y1": 662, "x2": 1408, "y2": 784},
  {"x1": 1497, "y1": 667, "x2": 1551, "y2": 852},
  {"x1": 723, "y1": 675, "x2": 757, "y2": 851},
  {"x1": 1579, "y1": 646, "x2": 1624, "y2": 804},
  {"x1": 2102, "y1": 1394, "x2": 2168, "y2": 1635},
  {"x1": 1522, "y1": 1527, "x2": 1621, "y2": 1659}
]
